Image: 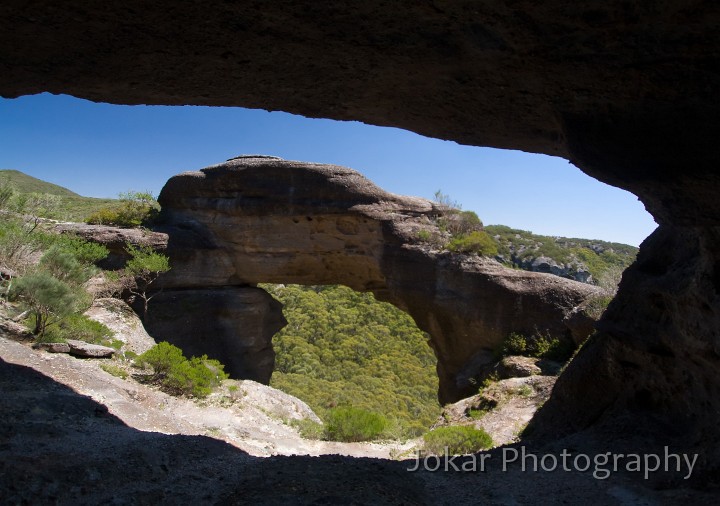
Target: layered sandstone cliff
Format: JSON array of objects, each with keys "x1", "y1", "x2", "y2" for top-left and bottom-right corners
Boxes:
[{"x1": 152, "y1": 156, "x2": 597, "y2": 402}]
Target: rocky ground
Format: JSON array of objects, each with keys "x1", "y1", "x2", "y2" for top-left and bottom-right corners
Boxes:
[{"x1": 2, "y1": 317, "x2": 717, "y2": 504}]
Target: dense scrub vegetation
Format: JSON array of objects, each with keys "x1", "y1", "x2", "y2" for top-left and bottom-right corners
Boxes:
[
  {"x1": 1, "y1": 175, "x2": 170, "y2": 345},
  {"x1": 86, "y1": 191, "x2": 160, "y2": 227},
  {"x1": 423, "y1": 426, "x2": 494, "y2": 455},
  {"x1": 324, "y1": 406, "x2": 389, "y2": 442},
  {"x1": 416, "y1": 192, "x2": 636, "y2": 285},
  {"x1": 485, "y1": 224, "x2": 637, "y2": 283},
  {"x1": 263, "y1": 284, "x2": 440, "y2": 438},
  {"x1": 135, "y1": 341, "x2": 229, "y2": 398},
  {"x1": 498, "y1": 331, "x2": 575, "y2": 362}
]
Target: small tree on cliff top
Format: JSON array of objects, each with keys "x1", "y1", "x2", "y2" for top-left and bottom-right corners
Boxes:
[{"x1": 124, "y1": 243, "x2": 170, "y2": 319}]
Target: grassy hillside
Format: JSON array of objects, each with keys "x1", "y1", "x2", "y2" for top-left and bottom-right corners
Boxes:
[{"x1": 0, "y1": 169, "x2": 117, "y2": 222}]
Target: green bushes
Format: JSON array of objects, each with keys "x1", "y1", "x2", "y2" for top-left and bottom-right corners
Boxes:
[
  {"x1": 101, "y1": 363, "x2": 129, "y2": 379},
  {"x1": 38, "y1": 313, "x2": 115, "y2": 345},
  {"x1": 431, "y1": 190, "x2": 497, "y2": 257},
  {"x1": 86, "y1": 191, "x2": 159, "y2": 227},
  {"x1": 290, "y1": 418, "x2": 325, "y2": 440},
  {"x1": 423, "y1": 426, "x2": 493, "y2": 455},
  {"x1": 446, "y1": 231, "x2": 498, "y2": 256},
  {"x1": 135, "y1": 342, "x2": 229, "y2": 398},
  {"x1": 324, "y1": 406, "x2": 388, "y2": 442},
  {"x1": 499, "y1": 332, "x2": 575, "y2": 362}
]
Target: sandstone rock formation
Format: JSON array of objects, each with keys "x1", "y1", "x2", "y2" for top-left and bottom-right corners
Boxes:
[
  {"x1": 143, "y1": 287, "x2": 286, "y2": 385},
  {"x1": 154, "y1": 156, "x2": 597, "y2": 403},
  {"x1": 2, "y1": 0, "x2": 720, "y2": 485},
  {"x1": 84, "y1": 298, "x2": 157, "y2": 355},
  {"x1": 65, "y1": 339, "x2": 115, "y2": 358}
]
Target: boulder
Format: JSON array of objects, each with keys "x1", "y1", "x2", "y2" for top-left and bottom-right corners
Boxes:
[
  {"x1": 32, "y1": 342, "x2": 71, "y2": 354},
  {"x1": 237, "y1": 380, "x2": 322, "y2": 424},
  {"x1": 498, "y1": 356, "x2": 542, "y2": 378},
  {"x1": 66, "y1": 340, "x2": 115, "y2": 358}
]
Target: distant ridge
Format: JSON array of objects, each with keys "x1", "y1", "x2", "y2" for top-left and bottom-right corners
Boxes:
[
  {"x1": 0, "y1": 169, "x2": 117, "y2": 222},
  {"x1": 0, "y1": 169, "x2": 80, "y2": 197}
]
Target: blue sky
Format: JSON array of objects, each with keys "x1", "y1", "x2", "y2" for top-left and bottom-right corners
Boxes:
[{"x1": 0, "y1": 93, "x2": 656, "y2": 246}]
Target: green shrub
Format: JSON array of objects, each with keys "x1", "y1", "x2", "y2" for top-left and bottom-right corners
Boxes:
[
  {"x1": 135, "y1": 342, "x2": 229, "y2": 398},
  {"x1": 423, "y1": 426, "x2": 494, "y2": 455},
  {"x1": 85, "y1": 191, "x2": 159, "y2": 228},
  {"x1": 446, "y1": 231, "x2": 498, "y2": 256},
  {"x1": 40, "y1": 313, "x2": 115, "y2": 345},
  {"x1": 417, "y1": 229, "x2": 432, "y2": 242},
  {"x1": 33, "y1": 232, "x2": 108, "y2": 266},
  {"x1": 468, "y1": 409, "x2": 488, "y2": 420},
  {"x1": 12, "y1": 271, "x2": 90, "y2": 336},
  {"x1": 85, "y1": 207, "x2": 124, "y2": 226},
  {"x1": 101, "y1": 363, "x2": 128, "y2": 379},
  {"x1": 519, "y1": 385, "x2": 533, "y2": 397},
  {"x1": 290, "y1": 418, "x2": 324, "y2": 440},
  {"x1": 502, "y1": 332, "x2": 527, "y2": 356},
  {"x1": 499, "y1": 332, "x2": 575, "y2": 362},
  {"x1": 583, "y1": 293, "x2": 614, "y2": 320},
  {"x1": 324, "y1": 406, "x2": 388, "y2": 442}
]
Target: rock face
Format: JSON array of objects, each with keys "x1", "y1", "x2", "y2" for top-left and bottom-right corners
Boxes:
[
  {"x1": 528, "y1": 225, "x2": 720, "y2": 463},
  {"x1": 155, "y1": 156, "x2": 598, "y2": 403},
  {"x1": 84, "y1": 298, "x2": 157, "y2": 355},
  {"x1": 2, "y1": 0, "x2": 720, "y2": 470},
  {"x1": 143, "y1": 287, "x2": 286, "y2": 384}
]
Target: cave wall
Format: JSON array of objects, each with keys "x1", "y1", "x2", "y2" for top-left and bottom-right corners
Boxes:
[{"x1": 2, "y1": 1, "x2": 720, "y2": 451}]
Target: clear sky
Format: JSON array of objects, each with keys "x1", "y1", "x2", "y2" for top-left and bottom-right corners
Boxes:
[{"x1": 0, "y1": 93, "x2": 656, "y2": 246}]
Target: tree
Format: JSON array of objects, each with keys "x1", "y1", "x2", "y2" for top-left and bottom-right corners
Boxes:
[
  {"x1": 124, "y1": 243, "x2": 170, "y2": 319},
  {"x1": 11, "y1": 269, "x2": 90, "y2": 336},
  {"x1": 10, "y1": 244, "x2": 101, "y2": 336}
]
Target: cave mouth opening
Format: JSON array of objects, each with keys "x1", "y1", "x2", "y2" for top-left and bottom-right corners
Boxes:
[{"x1": 2, "y1": 93, "x2": 657, "y2": 447}]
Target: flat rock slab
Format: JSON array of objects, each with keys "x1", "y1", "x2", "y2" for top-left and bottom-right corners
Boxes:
[
  {"x1": 32, "y1": 342, "x2": 71, "y2": 353},
  {"x1": 66, "y1": 340, "x2": 115, "y2": 358}
]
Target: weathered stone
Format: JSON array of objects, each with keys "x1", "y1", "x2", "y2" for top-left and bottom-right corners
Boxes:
[
  {"x1": 32, "y1": 342, "x2": 71, "y2": 354},
  {"x1": 498, "y1": 356, "x2": 542, "y2": 378},
  {"x1": 0, "y1": 318, "x2": 33, "y2": 341},
  {"x1": 84, "y1": 298, "x2": 156, "y2": 355},
  {"x1": 236, "y1": 380, "x2": 322, "y2": 424},
  {"x1": 155, "y1": 157, "x2": 598, "y2": 402},
  {"x1": 140, "y1": 287, "x2": 286, "y2": 384},
  {"x1": 66, "y1": 340, "x2": 115, "y2": 358}
]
